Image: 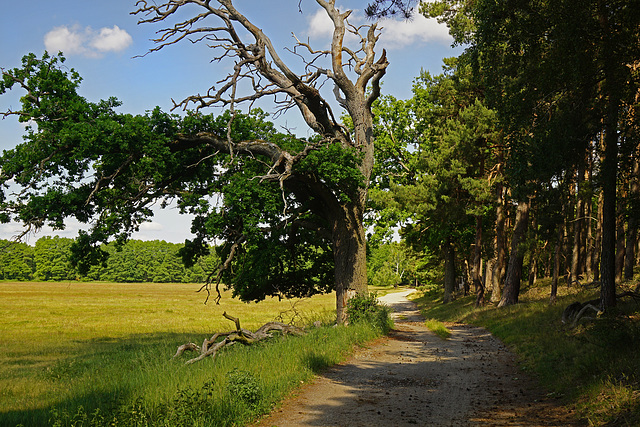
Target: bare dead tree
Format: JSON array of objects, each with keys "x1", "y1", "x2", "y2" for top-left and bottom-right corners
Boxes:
[{"x1": 132, "y1": 0, "x2": 388, "y2": 323}]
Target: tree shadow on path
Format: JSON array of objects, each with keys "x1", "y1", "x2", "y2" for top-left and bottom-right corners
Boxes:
[{"x1": 255, "y1": 290, "x2": 584, "y2": 426}]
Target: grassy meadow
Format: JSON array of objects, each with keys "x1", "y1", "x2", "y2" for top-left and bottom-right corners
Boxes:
[
  {"x1": 412, "y1": 279, "x2": 640, "y2": 426},
  {"x1": 0, "y1": 281, "x2": 385, "y2": 426}
]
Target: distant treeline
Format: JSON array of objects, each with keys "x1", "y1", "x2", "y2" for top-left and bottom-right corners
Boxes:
[{"x1": 0, "y1": 236, "x2": 219, "y2": 282}]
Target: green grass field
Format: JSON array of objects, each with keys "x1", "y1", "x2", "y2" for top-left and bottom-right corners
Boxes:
[{"x1": 1, "y1": 281, "x2": 383, "y2": 426}]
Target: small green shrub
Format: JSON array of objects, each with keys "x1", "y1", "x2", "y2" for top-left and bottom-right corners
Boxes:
[
  {"x1": 227, "y1": 369, "x2": 262, "y2": 407},
  {"x1": 347, "y1": 293, "x2": 393, "y2": 334}
]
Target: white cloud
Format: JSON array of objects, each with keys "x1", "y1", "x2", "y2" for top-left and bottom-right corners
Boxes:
[
  {"x1": 306, "y1": 6, "x2": 451, "y2": 50},
  {"x1": 308, "y1": 8, "x2": 334, "y2": 39},
  {"x1": 44, "y1": 25, "x2": 132, "y2": 58},
  {"x1": 306, "y1": 7, "x2": 365, "y2": 45},
  {"x1": 44, "y1": 26, "x2": 87, "y2": 56},
  {"x1": 90, "y1": 26, "x2": 133, "y2": 53},
  {"x1": 138, "y1": 221, "x2": 164, "y2": 232},
  {"x1": 379, "y1": 7, "x2": 452, "y2": 48}
]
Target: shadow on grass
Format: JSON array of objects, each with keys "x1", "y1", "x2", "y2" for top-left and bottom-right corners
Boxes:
[
  {"x1": 2, "y1": 324, "x2": 382, "y2": 427},
  {"x1": 302, "y1": 352, "x2": 335, "y2": 374},
  {"x1": 1, "y1": 331, "x2": 208, "y2": 427}
]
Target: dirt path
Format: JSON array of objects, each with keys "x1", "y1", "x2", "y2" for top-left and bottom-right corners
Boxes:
[{"x1": 255, "y1": 290, "x2": 583, "y2": 426}]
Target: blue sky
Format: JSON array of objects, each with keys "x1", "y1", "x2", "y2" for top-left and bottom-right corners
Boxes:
[{"x1": 0, "y1": 0, "x2": 462, "y2": 243}]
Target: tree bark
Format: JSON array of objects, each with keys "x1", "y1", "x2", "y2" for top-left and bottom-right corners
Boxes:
[
  {"x1": 571, "y1": 165, "x2": 585, "y2": 285},
  {"x1": 551, "y1": 226, "x2": 563, "y2": 303},
  {"x1": 615, "y1": 209, "x2": 626, "y2": 283},
  {"x1": 624, "y1": 157, "x2": 639, "y2": 280},
  {"x1": 594, "y1": 190, "x2": 604, "y2": 282},
  {"x1": 600, "y1": 127, "x2": 618, "y2": 309},
  {"x1": 491, "y1": 181, "x2": 506, "y2": 303},
  {"x1": 499, "y1": 199, "x2": 530, "y2": 307},
  {"x1": 333, "y1": 210, "x2": 368, "y2": 324},
  {"x1": 598, "y1": 0, "x2": 621, "y2": 310},
  {"x1": 443, "y1": 237, "x2": 456, "y2": 303},
  {"x1": 473, "y1": 215, "x2": 484, "y2": 307},
  {"x1": 585, "y1": 145, "x2": 595, "y2": 282}
]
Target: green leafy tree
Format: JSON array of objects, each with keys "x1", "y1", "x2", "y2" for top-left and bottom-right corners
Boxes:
[
  {"x1": 371, "y1": 60, "x2": 499, "y2": 303},
  {"x1": 0, "y1": 240, "x2": 34, "y2": 280},
  {"x1": 367, "y1": 242, "x2": 418, "y2": 287},
  {"x1": 33, "y1": 236, "x2": 75, "y2": 281},
  {"x1": 1, "y1": 0, "x2": 389, "y2": 323}
]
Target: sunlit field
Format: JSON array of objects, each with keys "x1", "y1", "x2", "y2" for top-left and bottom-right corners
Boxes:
[{"x1": 0, "y1": 281, "x2": 341, "y2": 426}]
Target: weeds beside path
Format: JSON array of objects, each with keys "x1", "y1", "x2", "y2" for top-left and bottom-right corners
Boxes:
[{"x1": 255, "y1": 289, "x2": 582, "y2": 426}]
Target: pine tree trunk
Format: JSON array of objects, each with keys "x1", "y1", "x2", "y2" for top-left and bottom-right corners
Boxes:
[
  {"x1": 615, "y1": 211, "x2": 626, "y2": 283},
  {"x1": 551, "y1": 226, "x2": 563, "y2": 303},
  {"x1": 528, "y1": 216, "x2": 538, "y2": 288},
  {"x1": 567, "y1": 177, "x2": 577, "y2": 286},
  {"x1": 473, "y1": 215, "x2": 484, "y2": 307},
  {"x1": 594, "y1": 191, "x2": 604, "y2": 282},
  {"x1": 598, "y1": 0, "x2": 621, "y2": 310},
  {"x1": 624, "y1": 157, "x2": 639, "y2": 280},
  {"x1": 499, "y1": 199, "x2": 530, "y2": 307},
  {"x1": 443, "y1": 238, "x2": 456, "y2": 303},
  {"x1": 585, "y1": 146, "x2": 594, "y2": 282},
  {"x1": 571, "y1": 166, "x2": 584, "y2": 285},
  {"x1": 491, "y1": 182, "x2": 506, "y2": 303}
]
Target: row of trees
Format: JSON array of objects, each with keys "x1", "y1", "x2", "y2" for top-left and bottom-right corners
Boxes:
[
  {"x1": 368, "y1": 0, "x2": 640, "y2": 308},
  {"x1": 0, "y1": 234, "x2": 417, "y2": 290},
  {"x1": 0, "y1": 237, "x2": 219, "y2": 283}
]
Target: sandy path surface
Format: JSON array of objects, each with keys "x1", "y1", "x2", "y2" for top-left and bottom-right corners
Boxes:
[{"x1": 255, "y1": 290, "x2": 582, "y2": 426}]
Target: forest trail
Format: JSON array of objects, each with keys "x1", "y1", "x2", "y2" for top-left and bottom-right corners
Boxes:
[{"x1": 254, "y1": 290, "x2": 583, "y2": 426}]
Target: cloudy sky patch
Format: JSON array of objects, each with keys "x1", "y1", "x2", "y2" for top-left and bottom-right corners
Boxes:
[
  {"x1": 379, "y1": 7, "x2": 452, "y2": 48},
  {"x1": 307, "y1": 5, "x2": 451, "y2": 49},
  {"x1": 44, "y1": 25, "x2": 132, "y2": 58}
]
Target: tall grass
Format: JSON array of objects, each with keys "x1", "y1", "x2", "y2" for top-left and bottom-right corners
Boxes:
[
  {"x1": 0, "y1": 282, "x2": 385, "y2": 426},
  {"x1": 412, "y1": 279, "x2": 640, "y2": 426}
]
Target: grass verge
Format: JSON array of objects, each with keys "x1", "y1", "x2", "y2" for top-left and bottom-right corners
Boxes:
[
  {"x1": 411, "y1": 280, "x2": 640, "y2": 426},
  {"x1": 423, "y1": 319, "x2": 451, "y2": 339}
]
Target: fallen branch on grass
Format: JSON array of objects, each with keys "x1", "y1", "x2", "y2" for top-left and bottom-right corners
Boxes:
[
  {"x1": 562, "y1": 283, "x2": 640, "y2": 328},
  {"x1": 173, "y1": 312, "x2": 305, "y2": 364}
]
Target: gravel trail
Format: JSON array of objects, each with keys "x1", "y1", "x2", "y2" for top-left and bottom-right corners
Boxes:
[{"x1": 254, "y1": 290, "x2": 582, "y2": 426}]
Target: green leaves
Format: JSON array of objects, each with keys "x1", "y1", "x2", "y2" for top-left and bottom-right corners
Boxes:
[
  {"x1": 368, "y1": 58, "x2": 500, "y2": 281},
  {"x1": 297, "y1": 142, "x2": 364, "y2": 204}
]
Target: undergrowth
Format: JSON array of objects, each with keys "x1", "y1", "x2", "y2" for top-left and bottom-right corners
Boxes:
[
  {"x1": 411, "y1": 279, "x2": 640, "y2": 426},
  {"x1": 346, "y1": 292, "x2": 394, "y2": 334}
]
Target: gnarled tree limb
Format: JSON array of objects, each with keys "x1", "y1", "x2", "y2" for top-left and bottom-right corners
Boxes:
[{"x1": 174, "y1": 312, "x2": 305, "y2": 364}]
